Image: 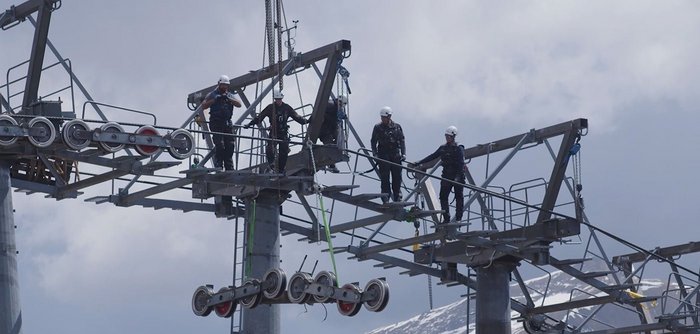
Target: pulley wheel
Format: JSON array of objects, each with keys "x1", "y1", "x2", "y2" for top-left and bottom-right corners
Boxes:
[
  {"x1": 134, "y1": 125, "x2": 161, "y2": 156},
  {"x1": 239, "y1": 279, "x2": 262, "y2": 309},
  {"x1": 262, "y1": 268, "x2": 287, "y2": 300},
  {"x1": 61, "y1": 119, "x2": 91, "y2": 150},
  {"x1": 287, "y1": 272, "x2": 312, "y2": 304},
  {"x1": 98, "y1": 122, "x2": 125, "y2": 153},
  {"x1": 363, "y1": 278, "x2": 390, "y2": 312},
  {"x1": 191, "y1": 285, "x2": 214, "y2": 317},
  {"x1": 336, "y1": 283, "x2": 362, "y2": 317},
  {"x1": 167, "y1": 128, "x2": 195, "y2": 159},
  {"x1": 213, "y1": 287, "x2": 235, "y2": 318},
  {"x1": 0, "y1": 114, "x2": 18, "y2": 146},
  {"x1": 27, "y1": 116, "x2": 56, "y2": 148},
  {"x1": 312, "y1": 271, "x2": 338, "y2": 303}
]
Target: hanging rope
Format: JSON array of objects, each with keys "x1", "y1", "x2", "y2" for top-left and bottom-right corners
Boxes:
[
  {"x1": 307, "y1": 140, "x2": 340, "y2": 286},
  {"x1": 245, "y1": 198, "x2": 257, "y2": 277}
]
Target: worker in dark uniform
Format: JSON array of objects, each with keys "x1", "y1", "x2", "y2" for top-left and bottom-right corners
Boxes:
[
  {"x1": 412, "y1": 126, "x2": 465, "y2": 224},
  {"x1": 316, "y1": 95, "x2": 346, "y2": 173},
  {"x1": 244, "y1": 89, "x2": 308, "y2": 174},
  {"x1": 201, "y1": 75, "x2": 242, "y2": 170},
  {"x1": 371, "y1": 106, "x2": 406, "y2": 203}
]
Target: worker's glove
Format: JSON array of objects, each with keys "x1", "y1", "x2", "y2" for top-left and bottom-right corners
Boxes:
[
  {"x1": 243, "y1": 122, "x2": 253, "y2": 129},
  {"x1": 401, "y1": 154, "x2": 406, "y2": 161}
]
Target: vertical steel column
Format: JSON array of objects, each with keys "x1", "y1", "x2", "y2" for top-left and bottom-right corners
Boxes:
[
  {"x1": 241, "y1": 193, "x2": 281, "y2": 334},
  {"x1": 0, "y1": 162, "x2": 22, "y2": 334},
  {"x1": 475, "y1": 261, "x2": 516, "y2": 334}
]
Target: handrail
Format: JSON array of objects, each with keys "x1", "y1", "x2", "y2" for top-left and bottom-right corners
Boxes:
[{"x1": 81, "y1": 101, "x2": 157, "y2": 125}]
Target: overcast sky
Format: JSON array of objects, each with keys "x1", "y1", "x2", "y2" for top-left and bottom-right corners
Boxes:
[{"x1": 2, "y1": 1, "x2": 700, "y2": 333}]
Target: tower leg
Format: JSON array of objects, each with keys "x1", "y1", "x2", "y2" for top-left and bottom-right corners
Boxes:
[
  {"x1": 0, "y1": 162, "x2": 22, "y2": 334},
  {"x1": 241, "y1": 193, "x2": 281, "y2": 334},
  {"x1": 475, "y1": 261, "x2": 516, "y2": 334}
]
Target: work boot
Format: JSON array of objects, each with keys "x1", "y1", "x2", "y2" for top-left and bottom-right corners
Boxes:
[{"x1": 327, "y1": 164, "x2": 339, "y2": 173}]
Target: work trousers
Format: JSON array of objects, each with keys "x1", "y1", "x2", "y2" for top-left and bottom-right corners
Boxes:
[
  {"x1": 266, "y1": 139, "x2": 290, "y2": 173},
  {"x1": 439, "y1": 174, "x2": 465, "y2": 223},
  {"x1": 378, "y1": 157, "x2": 403, "y2": 201},
  {"x1": 210, "y1": 121, "x2": 235, "y2": 170}
]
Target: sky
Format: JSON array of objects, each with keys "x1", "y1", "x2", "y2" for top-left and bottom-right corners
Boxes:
[{"x1": 2, "y1": 1, "x2": 700, "y2": 333}]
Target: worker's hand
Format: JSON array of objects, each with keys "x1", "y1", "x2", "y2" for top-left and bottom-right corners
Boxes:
[
  {"x1": 401, "y1": 154, "x2": 406, "y2": 161},
  {"x1": 243, "y1": 122, "x2": 252, "y2": 129},
  {"x1": 407, "y1": 162, "x2": 416, "y2": 168}
]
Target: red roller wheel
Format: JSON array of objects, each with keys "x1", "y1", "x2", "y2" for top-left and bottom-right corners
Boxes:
[
  {"x1": 213, "y1": 287, "x2": 235, "y2": 318},
  {"x1": 336, "y1": 283, "x2": 362, "y2": 317},
  {"x1": 134, "y1": 125, "x2": 161, "y2": 156}
]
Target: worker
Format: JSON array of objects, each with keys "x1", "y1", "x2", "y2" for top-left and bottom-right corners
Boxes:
[
  {"x1": 370, "y1": 106, "x2": 406, "y2": 203},
  {"x1": 200, "y1": 75, "x2": 242, "y2": 170},
  {"x1": 244, "y1": 89, "x2": 308, "y2": 174},
  {"x1": 316, "y1": 95, "x2": 346, "y2": 173},
  {"x1": 411, "y1": 126, "x2": 465, "y2": 224}
]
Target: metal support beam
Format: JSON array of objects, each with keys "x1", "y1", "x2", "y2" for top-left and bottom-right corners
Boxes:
[
  {"x1": 305, "y1": 51, "x2": 340, "y2": 143},
  {"x1": 536, "y1": 124, "x2": 578, "y2": 223},
  {"x1": 22, "y1": 1, "x2": 52, "y2": 109},
  {"x1": 0, "y1": 162, "x2": 22, "y2": 334},
  {"x1": 475, "y1": 261, "x2": 517, "y2": 334},
  {"x1": 242, "y1": 193, "x2": 281, "y2": 334}
]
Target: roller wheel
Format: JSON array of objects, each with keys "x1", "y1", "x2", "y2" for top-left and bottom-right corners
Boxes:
[
  {"x1": 239, "y1": 279, "x2": 261, "y2": 309},
  {"x1": 27, "y1": 117, "x2": 56, "y2": 148},
  {"x1": 191, "y1": 285, "x2": 214, "y2": 317},
  {"x1": 167, "y1": 128, "x2": 195, "y2": 159},
  {"x1": 287, "y1": 272, "x2": 312, "y2": 304},
  {"x1": 213, "y1": 287, "x2": 235, "y2": 318},
  {"x1": 336, "y1": 283, "x2": 362, "y2": 317},
  {"x1": 134, "y1": 125, "x2": 161, "y2": 156},
  {"x1": 363, "y1": 279, "x2": 390, "y2": 312},
  {"x1": 312, "y1": 271, "x2": 338, "y2": 303},
  {"x1": 0, "y1": 115, "x2": 18, "y2": 146},
  {"x1": 98, "y1": 122, "x2": 125, "y2": 153},
  {"x1": 262, "y1": 268, "x2": 287, "y2": 300},
  {"x1": 61, "y1": 119, "x2": 91, "y2": 150}
]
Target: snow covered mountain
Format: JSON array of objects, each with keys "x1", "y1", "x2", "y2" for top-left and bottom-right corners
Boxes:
[{"x1": 367, "y1": 266, "x2": 672, "y2": 334}]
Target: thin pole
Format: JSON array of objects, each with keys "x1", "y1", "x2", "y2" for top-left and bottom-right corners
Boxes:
[{"x1": 0, "y1": 161, "x2": 22, "y2": 334}]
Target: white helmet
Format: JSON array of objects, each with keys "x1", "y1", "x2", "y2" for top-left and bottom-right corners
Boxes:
[
  {"x1": 218, "y1": 75, "x2": 230, "y2": 85},
  {"x1": 273, "y1": 89, "x2": 284, "y2": 99},
  {"x1": 338, "y1": 95, "x2": 348, "y2": 104},
  {"x1": 445, "y1": 125, "x2": 458, "y2": 137},
  {"x1": 379, "y1": 106, "x2": 392, "y2": 117}
]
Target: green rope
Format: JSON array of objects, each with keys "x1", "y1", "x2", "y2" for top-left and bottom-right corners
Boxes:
[
  {"x1": 246, "y1": 199, "x2": 257, "y2": 277},
  {"x1": 318, "y1": 194, "x2": 339, "y2": 286}
]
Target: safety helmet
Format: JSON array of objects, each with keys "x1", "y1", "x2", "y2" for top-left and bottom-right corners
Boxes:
[
  {"x1": 218, "y1": 75, "x2": 230, "y2": 85},
  {"x1": 445, "y1": 125, "x2": 458, "y2": 137},
  {"x1": 273, "y1": 89, "x2": 284, "y2": 99},
  {"x1": 379, "y1": 106, "x2": 392, "y2": 117}
]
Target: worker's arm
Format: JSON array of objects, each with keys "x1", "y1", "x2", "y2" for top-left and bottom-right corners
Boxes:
[
  {"x1": 290, "y1": 109, "x2": 308, "y2": 125},
  {"x1": 370, "y1": 125, "x2": 379, "y2": 155},
  {"x1": 245, "y1": 104, "x2": 270, "y2": 127},
  {"x1": 200, "y1": 92, "x2": 216, "y2": 110},
  {"x1": 225, "y1": 92, "x2": 242, "y2": 108},
  {"x1": 414, "y1": 147, "x2": 441, "y2": 165},
  {"x1": 397, "y1": 124, "x2": 406, "y2": 158}
]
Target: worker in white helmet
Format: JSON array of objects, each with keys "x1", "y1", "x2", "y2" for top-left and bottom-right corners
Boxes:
[
  {"x1": 200, "y1": 75, "x2": 242, "y2": 170},
  {"x1": 370, "y1": 106, "x2": 406, "y2": 203},
  {"x1": 244, "y1": 89, "x2": 309, "y2": 174},
  {"x1": 411, "y1": 126, "x2": 466, "y2": 224}
]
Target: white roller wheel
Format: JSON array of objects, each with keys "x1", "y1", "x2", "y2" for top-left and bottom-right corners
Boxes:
[
  {"x1": 27, "y1": 116, "x2": 56, "y2": 148},
  {"x1": 287, "y1": 272, "x2": 312, "y2": 304},
  {"x1": 98, "y1": 122, "x2": 125, "y2": 153},
  {"x1": 312, "y1": 271, "x2": 338, "y2": 303},
  {"x1": 61, "y1": 119, "x2": 91, "y2": 150},
  {"x1": 336, "y1": 283, "x2": 362, "y2": 317},
  {"x1": 191, "y1": 285, "x2": 214, "y2": 317},
  {"x1": 134, "y1": 125, "x2": 161, "y2": 156},
  {"x1": 239, "y1": 279, "x2": 262, "y2": 309},
  {"x1": 0, "y1": 115, "x2": 18, "y2": 146},
  {"x1": 167, "y1": 128, "x2": 195, "y2": 159},
  {"x1": 213, "y1": 287, "x2": 235, "y2": 318},
  {"x1": 262, "y1": 268, "x2": 287, "y2": 300},
  {"x1": 363, "y1": 278, "x2": 390, "y2": 312}
]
